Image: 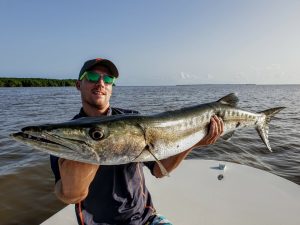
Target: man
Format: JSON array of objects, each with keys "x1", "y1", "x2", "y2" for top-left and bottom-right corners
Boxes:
[{"x1": 50, "y1": 58, "x2": 224, "y2": 225}]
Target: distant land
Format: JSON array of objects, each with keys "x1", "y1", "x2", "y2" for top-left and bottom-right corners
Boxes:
[
  {"x1": 176, "y1": 84, "x2": 257, "y2": 86},
  {"x1": 175, "y1": 84, "x2": 299, "y2": 86},
  {"x1": 0, "y1": 77, "x2": 76, "y2": 87}
]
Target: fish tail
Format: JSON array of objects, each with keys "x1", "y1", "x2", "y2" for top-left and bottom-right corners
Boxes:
[{"x1": 255, "y1": 107, "x2": 285, "y2": 152}]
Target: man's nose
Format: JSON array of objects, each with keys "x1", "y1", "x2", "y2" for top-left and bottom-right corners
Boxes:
[{"x1": 95, "y1": 77, "x2": 105, "y2": 87}]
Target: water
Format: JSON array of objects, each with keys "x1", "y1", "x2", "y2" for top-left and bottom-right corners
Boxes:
[{"x1": 0, "y1": 85, "x2": 299, "y2": 225}]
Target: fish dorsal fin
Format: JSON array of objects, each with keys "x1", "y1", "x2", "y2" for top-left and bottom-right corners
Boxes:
[{"x1": 217, "y1": 93, "x2": 239, "y2": 107}]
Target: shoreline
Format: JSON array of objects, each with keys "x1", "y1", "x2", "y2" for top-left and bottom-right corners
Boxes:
[{"x1": 0, "y1": 77, "x2": 76, "y2": 87}]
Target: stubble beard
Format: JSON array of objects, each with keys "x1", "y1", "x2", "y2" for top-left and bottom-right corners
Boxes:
[{"x1": 83, "y1": 89, "x2": 111, "y2": 111}]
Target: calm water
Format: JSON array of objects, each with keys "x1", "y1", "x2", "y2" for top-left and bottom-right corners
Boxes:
[{"x1": 0, "y1": 85, "x2": 299, "y2": 225}]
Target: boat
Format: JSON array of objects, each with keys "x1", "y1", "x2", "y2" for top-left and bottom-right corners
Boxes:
[{"x1": 41, "y1": 159, "x2": 300, "y2": 225}]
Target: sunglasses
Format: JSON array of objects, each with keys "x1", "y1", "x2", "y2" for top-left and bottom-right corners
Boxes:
[{"x1": 79, "y1": 71, "x2": 116, "y2": 84}]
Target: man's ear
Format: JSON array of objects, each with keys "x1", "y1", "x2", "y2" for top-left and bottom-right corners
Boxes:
[{"x1": 76, "y1": 80, "x2": 81, "y2": 90}]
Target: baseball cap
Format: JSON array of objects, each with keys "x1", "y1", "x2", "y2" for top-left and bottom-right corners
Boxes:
[{"x1": 78, "y1": 58, "x2": 119, "y2": 80}]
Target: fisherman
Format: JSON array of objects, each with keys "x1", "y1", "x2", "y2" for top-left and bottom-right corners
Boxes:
[{"x1": 50, "y1": 58, "x2": 224, "y2": 225}]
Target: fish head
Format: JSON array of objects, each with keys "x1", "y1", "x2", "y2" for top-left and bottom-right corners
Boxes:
[{"x1": 11, "y1": 116, "x2": 146, "y2": 165}]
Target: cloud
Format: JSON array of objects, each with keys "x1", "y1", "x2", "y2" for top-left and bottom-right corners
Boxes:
[
  {"x1": 180, "y1": 71, "x2": 215, "y2": 83},
  {"x1": 248, "y1": 64, "x2": 288, "y2": 83},
  {"x1": 180, "y1": 72, "x2": 191, "y2": 79},
  {"x1": 206, "y1": 73, "x2": 213, "y2": 80},
  {"x1": 266, "y1": 64, "x2": 281, "y2": 71}
]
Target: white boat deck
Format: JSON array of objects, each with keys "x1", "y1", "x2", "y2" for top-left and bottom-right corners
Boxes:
[{"x1": 41, "y1": 160, "x2": 300, "y2": 225}]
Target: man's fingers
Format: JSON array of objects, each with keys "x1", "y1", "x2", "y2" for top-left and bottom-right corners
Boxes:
[
  {"x1": 196, "y1": 115, "x2": 225, "y2": 147},
  {"x1": 220, "y1": 117, "x2": 224, "y2": 134},
  {"x1": 207, "y1": 116, "x2": 224, "y2": 144},
  {"x1": 207, "y1": 117, "x2": 215, "y2": 136},
  {"x1": 206, "y1": 117, "x2": 217, "y2": 143},
  {"x1": 214, "y1": 115, "x2": 224, "y2": 135}
]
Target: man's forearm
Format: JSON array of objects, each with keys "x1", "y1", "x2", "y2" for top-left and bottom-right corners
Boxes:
[
  {"x1": 55, "y1": 180, "x2": 88, "y2": 204},
  {"x1": 55, "y1": 159, "x2": 99, "y2": 204}
]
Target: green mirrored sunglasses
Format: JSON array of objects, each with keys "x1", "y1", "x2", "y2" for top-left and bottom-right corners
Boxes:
[{"x1": 79, "y1": 71, "x2": 116, "y2": 84}]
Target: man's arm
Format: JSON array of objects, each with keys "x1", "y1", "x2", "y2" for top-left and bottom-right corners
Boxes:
[
  {"x1": 153, "y1": 115, "x2": 224, "y2": 178},
  {"x1": 54, "y1": 159, "x2": 99, "y2": 204}
]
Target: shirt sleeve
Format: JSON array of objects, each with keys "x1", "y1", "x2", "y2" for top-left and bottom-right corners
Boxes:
[{"x1": 50, "y1": 155, "x2": 61, "y2": 183}]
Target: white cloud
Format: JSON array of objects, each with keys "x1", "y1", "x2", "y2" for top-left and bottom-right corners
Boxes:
[
  {"x1": 180, "y1": 72, "x2": 191, "y2": 79},
  {"x1": 266, "y1": 64, "x2": 281, "y2": 71},
  {"x1": 207, "y1": 73, "x2": 213, "y2": 80}
]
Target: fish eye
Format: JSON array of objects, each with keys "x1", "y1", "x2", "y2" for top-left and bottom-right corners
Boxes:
[{"x1": 89, "y1": 128, "x2": 105, "y2": 140}]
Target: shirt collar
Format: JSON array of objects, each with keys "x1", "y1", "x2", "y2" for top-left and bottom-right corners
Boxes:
[{"x1": 79, "y1": 107, "x2": 112, "y2": 117}]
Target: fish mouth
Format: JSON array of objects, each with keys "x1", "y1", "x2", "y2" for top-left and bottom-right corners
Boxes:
[
  {"x1": 10, "y1": 130, "x2": 81, "y2": 155},
  {"x1": 11, "y1": 131, "x2": 72, "y2": 149},
  {"x1": 10, "y1": 129, "x2": 100, "y2": 163}
]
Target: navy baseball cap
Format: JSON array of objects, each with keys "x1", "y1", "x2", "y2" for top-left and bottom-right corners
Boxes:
[{"x1": 78, "y1": 58, "x2": 119, "y2": 80}]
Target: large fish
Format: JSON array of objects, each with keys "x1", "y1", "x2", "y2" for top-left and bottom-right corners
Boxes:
[{"x1": 11, "y1": 93, "x2": 284, "y2": 167}]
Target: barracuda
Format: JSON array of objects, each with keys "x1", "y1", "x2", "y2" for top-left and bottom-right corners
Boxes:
[{"x1": 11, "y1": 93, "x2": 284, "y2": 167}]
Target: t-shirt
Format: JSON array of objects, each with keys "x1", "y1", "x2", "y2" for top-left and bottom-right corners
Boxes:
[{"x1": 50, "y1": 107, "x2": 156, "y2": 225}]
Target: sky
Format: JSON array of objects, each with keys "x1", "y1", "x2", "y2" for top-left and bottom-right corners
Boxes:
[{"x1": 0, "y1": 0, "x2": 299, "y2": 86}]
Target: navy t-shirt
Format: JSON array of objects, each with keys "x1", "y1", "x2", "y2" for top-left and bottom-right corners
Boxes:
[{"x1": 50, "y1": 107, "x2": 156, "y2": 225}]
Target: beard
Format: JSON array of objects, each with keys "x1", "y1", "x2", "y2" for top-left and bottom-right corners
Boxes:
[{"x1": 82, "y1": 88, "x2": 111, "y2": 110}]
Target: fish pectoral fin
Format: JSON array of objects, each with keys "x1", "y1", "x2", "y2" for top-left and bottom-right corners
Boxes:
[
  {"x1": 221, "y1": 131, "x2": 235, "y2": 141},
  {"x1": 217, "y1": 93, "x2": 239, "y2": 107},
  {"x1": 145, "y1": 144, "x2": 170, "y2": 177}
]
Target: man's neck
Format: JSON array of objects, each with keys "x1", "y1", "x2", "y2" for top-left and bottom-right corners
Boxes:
[{"x1": 82, "y1": 103, "x2": 110, "y2": 117}]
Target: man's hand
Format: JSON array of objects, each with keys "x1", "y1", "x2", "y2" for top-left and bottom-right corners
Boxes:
[
  {"x1": 195, "y1": 115, "x2": 224, "y2": 147},
  {"x1": 55, "y1": 159, "x2": 99, "y2": 204}
]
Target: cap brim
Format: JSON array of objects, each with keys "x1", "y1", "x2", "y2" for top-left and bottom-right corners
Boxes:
[
  {"x1": 78, "y1": 58, "x2": 119, "y2": 80},
  {"x1": 90, "y1": 59, "x2": 119, "y2": 78}
]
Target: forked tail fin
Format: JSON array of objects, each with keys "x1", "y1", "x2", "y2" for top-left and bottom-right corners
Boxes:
[{"x1": 256, "y1": 107, "x2": 285, "y2": 152}]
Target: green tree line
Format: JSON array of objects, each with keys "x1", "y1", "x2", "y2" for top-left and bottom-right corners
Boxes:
[{"x1": 0, "y1": 78, "x2": 76, "y2": 87}]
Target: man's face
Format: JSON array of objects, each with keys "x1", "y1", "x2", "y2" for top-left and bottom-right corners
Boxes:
[{"x1": 76, "y1": 66, "x2": 113, "y2": 110}]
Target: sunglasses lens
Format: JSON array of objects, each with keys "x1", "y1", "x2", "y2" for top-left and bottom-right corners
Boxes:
[
  {"x1": 86, "y1": 72, "x2": 101, "y2": 82},
  {"x1": 81, "y1": 72, "x2": 115, "y2": 84},
  {"x1": 103, "y1": 75, "x2": 115, "y2": 84}
]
